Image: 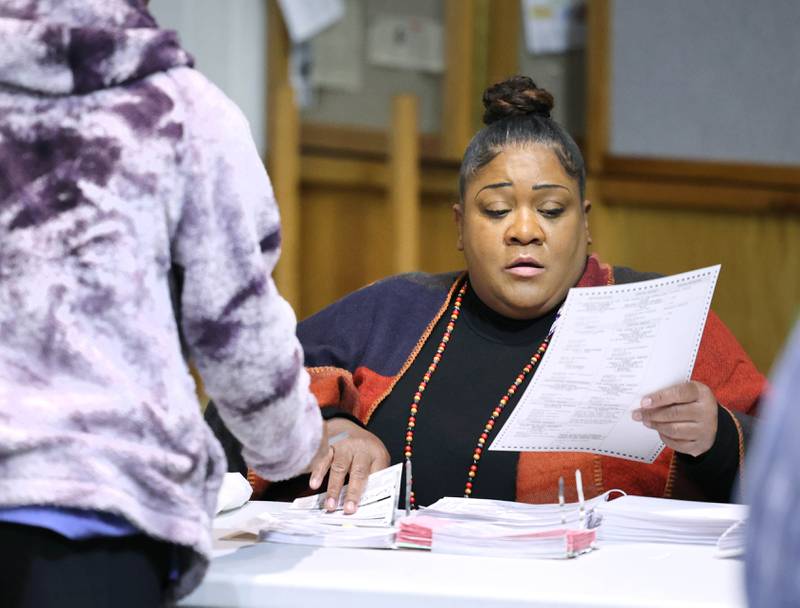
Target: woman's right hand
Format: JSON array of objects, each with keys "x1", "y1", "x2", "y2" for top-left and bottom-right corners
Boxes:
[{"x1": 308, "y1": 417, "x2": 391, "y2": 514}]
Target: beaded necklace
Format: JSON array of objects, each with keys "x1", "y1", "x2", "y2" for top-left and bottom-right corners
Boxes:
[{"x1": 403, "y1": 281, "x2": 552, "y2": 508}]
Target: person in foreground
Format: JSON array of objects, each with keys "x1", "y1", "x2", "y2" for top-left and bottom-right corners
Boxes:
[
  {"x1": 0, "y1": 1, "x2": 326, "y2": 606},
  {"x1": 744, "y1": 320, "x2": 800, "y2": 608},
  {"x1": 209, "y1": 76, "x2": 764, "y2": 513}
]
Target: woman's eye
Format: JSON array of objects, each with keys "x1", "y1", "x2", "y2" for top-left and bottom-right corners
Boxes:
[
  {"x1": 484, "y1": 208, "x2": 510, "y2": 218},
  {"x1": 539, "y1": 207, "x2": 565, "y2": 218}
]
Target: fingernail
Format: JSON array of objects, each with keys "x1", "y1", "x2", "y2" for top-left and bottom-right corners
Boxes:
[
  {"x1": 641, "y1": 397, "x2": 652, "y2": 408},
  {"x1": 344, "y1": 501, "x2": 356, "y2": 514},
  {"x1": 631, "y1": 410, "x2": 642, "y2": 421},
  {"x1": 309, "y1": 476, "x2": 319, "y2": 489},
  {"x1": 325, "y1": 497, "x2": 336, "y2": 511}
]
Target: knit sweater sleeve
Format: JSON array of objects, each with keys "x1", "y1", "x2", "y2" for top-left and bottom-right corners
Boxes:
[{"x1": 170, "y1": 71, "x2": 321, "y2": 481}]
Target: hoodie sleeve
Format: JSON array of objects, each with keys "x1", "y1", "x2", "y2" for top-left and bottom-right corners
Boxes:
[{"x1": 170, "y1": 71, "x2": 322, "y2": 481}]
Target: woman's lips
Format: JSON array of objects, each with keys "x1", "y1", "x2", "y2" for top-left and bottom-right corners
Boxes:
[
  {"x1": 505, "y1": 265, "x2": 545, "y2": 277},
  {"x1": 505, "y1": 258, "x2": 545, "y2": 278}
]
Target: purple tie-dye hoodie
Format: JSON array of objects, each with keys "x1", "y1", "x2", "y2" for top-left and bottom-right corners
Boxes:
[{"x1": 0, "y1": 0, "x2": 322, "y2": 597}]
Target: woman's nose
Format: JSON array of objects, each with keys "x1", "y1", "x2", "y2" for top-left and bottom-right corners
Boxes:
[{"x1": 506, "y1": 209, "x2": 544, "y2": 245}]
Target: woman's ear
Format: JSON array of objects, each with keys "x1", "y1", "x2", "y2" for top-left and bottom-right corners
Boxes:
[
  {"x1": 583, "y1": 199, "x2": 592, "y2": 245},
  {"x1": 452, "y1": 202, "x2": 464, "y2": 251}
]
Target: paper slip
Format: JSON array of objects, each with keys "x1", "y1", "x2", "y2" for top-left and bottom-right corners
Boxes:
[
  {"x1": 491, "y1": 265, "x2": 720, "y2": 462},
  {"x1": 288, "y1": 463, "x2": 403, "y2": 527},
  {"x1": 276, "y1": 0, "x2": 344, "y2": 44},
  {"x1": 215, "y1": 473, "x2": 253, "y2": 515}
]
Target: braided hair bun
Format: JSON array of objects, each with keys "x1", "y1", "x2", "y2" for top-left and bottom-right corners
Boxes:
[{"x1": 482, "y1": 75, "x2": 554, "y2": 125}]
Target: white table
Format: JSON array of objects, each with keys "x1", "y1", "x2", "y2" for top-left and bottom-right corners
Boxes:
[{"x1": 181, "y1": 502, "x2": 746, "y2": 608}]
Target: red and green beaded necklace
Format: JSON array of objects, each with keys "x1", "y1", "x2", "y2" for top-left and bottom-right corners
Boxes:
[{"x1": 403, "y1": 281, "x2": 551, "y2": 508}]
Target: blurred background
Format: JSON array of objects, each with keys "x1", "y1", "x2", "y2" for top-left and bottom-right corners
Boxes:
[{"x1": 150, "y1": 0, "x2": 800, "y2": 375}]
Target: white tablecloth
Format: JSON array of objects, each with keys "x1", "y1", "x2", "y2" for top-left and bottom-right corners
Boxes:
[{"x1": 181, "y1": 501, "x2": 745, "y2": 608}]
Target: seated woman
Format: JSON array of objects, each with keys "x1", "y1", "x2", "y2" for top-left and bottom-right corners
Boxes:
[{"x1": 208, "y1": 76, "x2": 764, "y2": 511}]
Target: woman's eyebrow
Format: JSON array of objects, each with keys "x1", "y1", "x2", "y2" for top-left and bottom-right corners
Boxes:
[
  {"x1": 532, "y1": 183, "x2": 570, "y2": 192},
  {"x1": 474, "y1": 181, "x2": 513, "y2": 200}
]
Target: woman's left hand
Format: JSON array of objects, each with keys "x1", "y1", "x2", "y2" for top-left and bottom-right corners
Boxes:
[{"x1": 631, "y1": 381, "x2": 718, "y2": 457}]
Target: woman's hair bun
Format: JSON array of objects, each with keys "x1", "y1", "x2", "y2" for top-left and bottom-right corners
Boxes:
[{"x1": 482, "y1": 75, "x2": 554, "y2": 125}]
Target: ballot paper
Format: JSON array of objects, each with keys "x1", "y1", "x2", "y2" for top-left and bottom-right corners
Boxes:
[
  {"x1": 287, "y1": 462, "x2": 403, "y2": 527},
  {"x1": 595, "y1": 495, "x2": 747, "y2": 546},
  {"x1": 491, "y1": 265, "x2": 720, "y2": 463},
  {"x1": 256, "y1": 464, "x2": 402, "y2": 548}
]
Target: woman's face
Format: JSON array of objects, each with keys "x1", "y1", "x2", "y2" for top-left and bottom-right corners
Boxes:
[{"x1": 455, "y1": 146, "x2": 591, "y2": 320}]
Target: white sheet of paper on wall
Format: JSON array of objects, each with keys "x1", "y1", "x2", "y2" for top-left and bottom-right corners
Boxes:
[
  {"x1": 367, "y1": 14, "x2": 444, "y2": 73},
  {"x1": 311, "y1": 0, "x2": 364, "y2": 92},
  {"x1": 522, "y1": 0, "x2": 587, "y2": 55},
  {"x1": 277, "y1": 0, "x2": 344, "y2": 44}
]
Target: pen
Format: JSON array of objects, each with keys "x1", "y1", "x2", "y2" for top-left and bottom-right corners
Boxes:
[
  {"x1": 558, "y1": 476, "x2": 566, "y2": 525},
  {"x1": 404, "y1": 459, "x2": 412, "y2": 517},
  {"x1": 575, "y1": 469, "x2": 586, "y2": 529}
]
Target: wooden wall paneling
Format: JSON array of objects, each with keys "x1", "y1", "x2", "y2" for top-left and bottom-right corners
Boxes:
[
  {"x1": 595, "y1": 178, "x2": 800, "y2": 213},
  {"x1": 271, "y1": 84, "x2": 301, "y2": 310},
  {"x1": 298, "y1": 188, "x2": 465, "y2": 319},
  {"x1": 299, "y1": 186, "x2": 394, "y2": 318},
  {"x1": 300, "y1": 123, "x2": 444, "y2": 161},
  {"x1": 442, "y1": 0, "x2": 476, "y2": 160},
  {"x1": 486, "y1": 0, "x2": 520, "y2": 86},
  {"x1": 585, "y1": 0, "x2": 610, "y2": 175},
  {"x1": 300, "y1": 155, "x2": 459, "y2": 198},
  {"x1": 296, "y1": 151, "x2": 462, "y2": 318},
  {"x1": 591, "y1": 185, "x2": 800, "y2": 372},
  {"x1": 266, "y1": 0, "x2": 290, "y2": 169},
  {"x1": 389, "y1": 94, "x2": 421, "y2": 273},
  {"x1": 604, "y1": 156, "x2": 800, "y2": 190},
  {"x1": 420, "y1": 193, "x2": 464, "y2": 274},
  {"x1": 471, "y1": 0, "x2": 490, "y2": 133}
]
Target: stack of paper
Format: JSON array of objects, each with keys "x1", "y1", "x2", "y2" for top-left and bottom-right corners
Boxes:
[
  {"x1": 396, "y1": 514, "x2": 595, "y2": 558},
  {"x1": 257, "y1": 513, "x2": 397, "y2": 549},
  {"x1": 596, "y1": 495, "x2": 747, "y2": 545},
  {"x1": 422, "y1": 493, "x2": 615, "y2": 528},
  {"x1": 395, "y1": 515, "x2": 455, "y2": 549},
  {"x1": 716, "y1": 519, "x2": 746, "y2": 558},
  {"x1": 394, "y1": 494, "x2": 615, "y2": 558},
  {"x1": 432, "y1": 522, "x2": 596, "y2": 558},
  {"x1": 257, "y1": 463, "x2": 402, "y2": 549}
]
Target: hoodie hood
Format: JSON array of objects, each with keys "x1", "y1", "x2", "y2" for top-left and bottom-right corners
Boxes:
[{"x1": 0, "y1": 0, "x2": 192, "y2": 95}]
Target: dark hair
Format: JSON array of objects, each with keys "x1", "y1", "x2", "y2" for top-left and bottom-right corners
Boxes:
[{"x1": 458, "y1": 75, "x2": 586, "y2": 201}]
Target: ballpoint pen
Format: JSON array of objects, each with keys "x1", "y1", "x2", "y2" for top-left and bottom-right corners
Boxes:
[
  {"x1": 575, "y1": 469, "x2": 586, "y2": 529},
  {"x1": 558, "y1": 476, "x2": 566, "y2": 525}
]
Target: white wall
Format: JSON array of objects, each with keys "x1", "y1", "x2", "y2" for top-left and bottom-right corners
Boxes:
[{"x1": 149, "y1": 0, "x2": 269, "y2": 155}]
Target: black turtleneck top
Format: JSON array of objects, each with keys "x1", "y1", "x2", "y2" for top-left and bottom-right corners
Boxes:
[{"x1": 368, "y1": 281, "x2": 560, "y2": 506}]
